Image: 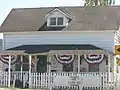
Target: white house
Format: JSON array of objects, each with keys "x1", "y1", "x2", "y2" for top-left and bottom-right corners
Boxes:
[{"x1": 0, "y1": 6, "x2": 120, "y2": 90}]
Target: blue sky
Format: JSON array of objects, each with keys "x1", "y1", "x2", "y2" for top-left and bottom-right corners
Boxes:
[{"x1": 0, "y1": 0, "x2": 120, "y2": 25}]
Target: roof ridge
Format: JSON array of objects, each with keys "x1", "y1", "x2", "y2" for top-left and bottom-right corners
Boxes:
[{"x1": 11, "y1": 5, "x2": 120, "y2": 10}]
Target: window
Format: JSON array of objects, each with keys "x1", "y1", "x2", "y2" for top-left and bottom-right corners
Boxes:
[
  {"x1": 57, "y1": 17, "x2": 63, "y2": 25},
  {"x1": 50, "y1": 18, "x2": 56, "y2": 25},
  {"x1": 49, "y1": 17, "x2": 64, "y2": 26},
  {"x1": 15, "y1": 55, "x2": 29, "y2": 71}
]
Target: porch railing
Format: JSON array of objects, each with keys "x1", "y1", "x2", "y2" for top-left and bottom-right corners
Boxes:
[
  {"x1": 0, "y1": 72, "x2": 8, "y2": 87},
  {"x1": 0, "y1": 72, "x2": 120, "y2": 90},
  {"x1": 0, "y1": 71, "x2": 29, "y2": 87}
]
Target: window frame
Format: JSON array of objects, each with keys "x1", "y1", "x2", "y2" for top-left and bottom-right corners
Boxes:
[
  {"x1": 57, "y1": 17, "x2": 64, "y2": 25},
  {"x1": 15, "y1": 55, "x2": 29, "y2": 71},
  {"x1": 50, "y1": 17, "x2": 56, "y2": 25},
  {"x1": 49, "y1": 17, "x2": 64, "y2": 26}
]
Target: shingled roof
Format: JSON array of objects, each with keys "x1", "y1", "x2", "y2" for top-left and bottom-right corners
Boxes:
[{"x1": 0, "y1": 6, "x2": 120, "y2": 32}]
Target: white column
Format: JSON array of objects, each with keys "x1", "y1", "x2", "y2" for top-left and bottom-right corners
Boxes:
[
  {"x1": 78, "y1": 54, "x2": 80, "y2": 73},
  {"x1": 20, "y1": 55, "x2": 23, "y2": 81},
  {"x1": 29, "y1": 55, "x2": 32, "y2": 88},
  {"x1": 48, "y1": 53, "x2": 51, "y2": 73},
  {"x1": 48, "y1": 53, "x2": 52, "y2": 90},
  {"x1": 108, "y1": 54, "x2": 110, "y2": 87},
  {"x1": 108, "y1": 55, "x2": 110, "y2": 73},
  {"x1": 35, "y1": 55, "x2": 37, "y2": 72},
  {"x1": 8, "y1": 55, "x2": 11, "y2": 87}
]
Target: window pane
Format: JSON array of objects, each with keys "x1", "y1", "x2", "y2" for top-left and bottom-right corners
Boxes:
[
  {"x1": 57, "y1": 17, "x2": 63, "y2": 25},
  {"x1": 23, "y1": 55, "x2": 29, "y2": 63},
  {"x1": 15, "y1": 64, "x2": 21, "y2": 71},
  {"x1": 50, "y1": 18, "x2": 56, "y2": 25},
  {"x1": 15, "y1": 63, "x2": 29, "y2": 71},
  {"x1": 23, "y1": 64, "x2": 29, "y2": 71}
]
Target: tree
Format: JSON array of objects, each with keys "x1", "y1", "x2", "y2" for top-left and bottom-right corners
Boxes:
[{"x1": 84, "y1": 0, "x2": 115, "y2": 6}]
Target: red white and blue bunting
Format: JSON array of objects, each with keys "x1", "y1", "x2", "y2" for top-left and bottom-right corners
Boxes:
[
  {"x1": 0, "y1": 55, "x2": 17, "y2": 65},
  {"x1": 84, "y1": 54, "x2": 104, "y2": 64},
  {"x1": 55, "y1": 54, "x2": 75, "y2": 64}
]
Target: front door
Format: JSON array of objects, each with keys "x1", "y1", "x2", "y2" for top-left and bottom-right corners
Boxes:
[
  {"x1": 89, "y1": 64, "x2": 99, "y2": 72},
  {"x1": 37, "y1": 55, "x2": 47, "y2": 73}
]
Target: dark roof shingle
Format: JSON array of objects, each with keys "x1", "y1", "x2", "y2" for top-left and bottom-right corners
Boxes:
[
  {"x1": 0, "y1": 6, "x2": 120, "y2": 32},
  {"x1": 7, "y1": 44, "x2": 102, "y2": 54}
]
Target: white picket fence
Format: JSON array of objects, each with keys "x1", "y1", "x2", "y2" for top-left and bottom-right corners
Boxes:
[
  {"x1": 0, "y1": 72, "x2": 119, "y2": 90},
  {"x1": 30, "y1": 72, "x2": 118, "y2": 90},
  {"x1": 0, "y1": 71, "x2": 29, "y2": 87},
  {"x1": 0, "y1": 72, "x2": 8, "y2": 87}
]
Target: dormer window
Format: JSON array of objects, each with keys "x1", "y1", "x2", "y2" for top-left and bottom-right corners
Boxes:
[
  {"x1": 46, "y1": 8, "x2": 72, "y2": 27},
  {"x1": 57, "y1": 17, "x2": 63, "y2": 25},
  {"x1": 50, "y1": 17, "x2": 64, "y2": 26},
  {"x1": 50, "y1": 18, "x2": 56, "y2": 25}
]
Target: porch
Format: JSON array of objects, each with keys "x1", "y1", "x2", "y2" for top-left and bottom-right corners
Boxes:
[{"x1": 0, "y1": 44, "x2": 118, "y2": 90}]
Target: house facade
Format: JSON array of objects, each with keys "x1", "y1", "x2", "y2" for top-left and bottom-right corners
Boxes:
[{"x1": 0, "y1": 6, "x2": 120, "y2": 89}]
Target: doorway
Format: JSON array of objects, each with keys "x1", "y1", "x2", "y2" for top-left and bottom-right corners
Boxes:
[{"x1": 37, "y1": 55, "x2": 47, "y2": 73}]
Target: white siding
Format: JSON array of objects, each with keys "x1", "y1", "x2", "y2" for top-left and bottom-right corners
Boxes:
[{"x1": 4, "y1": 31, "x2": 114, "y2": 52}]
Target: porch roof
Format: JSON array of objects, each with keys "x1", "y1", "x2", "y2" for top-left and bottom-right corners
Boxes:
[{"x1": 0, "y1": 44, "x2": 113, "y2": 55}]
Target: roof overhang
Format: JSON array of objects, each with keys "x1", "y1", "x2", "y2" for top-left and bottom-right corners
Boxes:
[
  {"x1": 0, "y1": 50, "x2": 113, "y2": 56},
  {"x1": 0, "y1": 50, "x2": 26, "y2": 55},
  {"x1": 0, "y1": 44, "x2": 113, "y2": 55},
  {"x1": 49, "y1": 50, "x2": 113, "y2": 55}
]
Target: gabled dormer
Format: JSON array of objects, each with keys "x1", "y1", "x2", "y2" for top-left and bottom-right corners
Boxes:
[{"x1": 45, "y1": 8, "x2": 72, "y2": 27}]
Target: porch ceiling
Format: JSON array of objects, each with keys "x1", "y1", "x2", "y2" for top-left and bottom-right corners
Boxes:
[{"x1": 0, "y1": 44, "x2": 113, "y2": 55}]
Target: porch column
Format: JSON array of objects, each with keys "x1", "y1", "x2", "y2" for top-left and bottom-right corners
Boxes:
[
  {"x1": 8, "y1": 55, "x2": 11, "y2": 87},
  {"x1": 78, "y1": 54, "x2": 80, "y2": 73},
  {"x1": 48, "y1": 53, "x2": 52, "y2": 90},
  {"x1": 20, "y1": 55, "x2": 23, "y2": 81},
  {"x1": 108, "y1": 54, "x2": 111, "y2": 87},
  {"x1": 48, "y1": 53, "x2": 51, "y2": 72},
  {"x1": 29, "y1": 55, "x2": 32, "y2": 88},
  {"x1": 35, "y1": 55, "x2": 37, "y2": 72}
]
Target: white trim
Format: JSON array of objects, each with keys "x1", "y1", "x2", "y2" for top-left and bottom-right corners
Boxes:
[
  {"x1": 49, "y1": 17, "x2": 64, "y2": 27},
  {"x1": 3, "y1": 30, "x2": 115, "y2": 35},
  {"x1": 45, "y1": 8, "x2": 72, "y2": 19}
]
